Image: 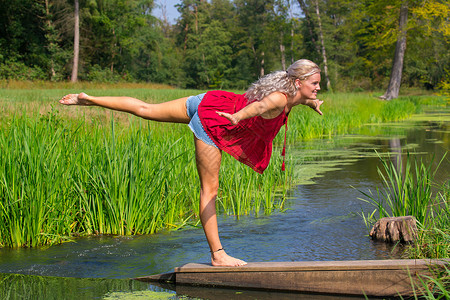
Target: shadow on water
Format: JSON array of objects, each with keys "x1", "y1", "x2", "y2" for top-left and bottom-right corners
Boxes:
[{"x1": 0, "y1": 109, "x2": 448, "y2": 299}]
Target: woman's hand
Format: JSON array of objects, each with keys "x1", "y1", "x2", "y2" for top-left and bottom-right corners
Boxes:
[
  {"x1": 311, "y1": 99, "x2": 324, "y2": 115},
  {"x1": 216, "y1": 111, "x2": 239, "y2": 125}
]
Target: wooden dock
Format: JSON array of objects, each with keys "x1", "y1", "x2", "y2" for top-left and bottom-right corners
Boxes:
[{"x1": 135, "y1": 259, "x2": 448, "y2": 297}]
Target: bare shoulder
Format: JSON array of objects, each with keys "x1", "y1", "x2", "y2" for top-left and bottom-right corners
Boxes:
[
  {"x1": 264, "y1": 91, "x2": 288, "y2": 107},
  {"x1": 260, "y1": 92, "x2": 288, "y2": 119}
]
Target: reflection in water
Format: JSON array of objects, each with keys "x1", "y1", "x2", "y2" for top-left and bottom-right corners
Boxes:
[
  {"x1": 0, "y1": 110, "x2": 447, "y2": 299},
  {"x1": 389, "y1": 138, "x2": 402, "y2": 171},
  {"x1": 0, "y1": 273, "x2": 154, "y2": 300},
  {"x1": 166, "y1": 283, "x2": 375, "y2": 300}
]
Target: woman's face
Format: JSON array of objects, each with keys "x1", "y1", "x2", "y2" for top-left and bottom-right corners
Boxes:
[{"x1": 298, "y1": 73, "x2": 321, "y2": 99}]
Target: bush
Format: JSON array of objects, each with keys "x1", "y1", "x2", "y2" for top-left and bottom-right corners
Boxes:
[
  {"x1": 0, "y1": 60, "x2": 46, "y2": 80},
  {"x1": 85, "y1": 65, "x2": 128, "y2": 83}
]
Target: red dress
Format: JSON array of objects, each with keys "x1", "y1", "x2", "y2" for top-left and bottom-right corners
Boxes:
[{"x1": 198, "y1": 90, "x2": 288, "y2": 174}]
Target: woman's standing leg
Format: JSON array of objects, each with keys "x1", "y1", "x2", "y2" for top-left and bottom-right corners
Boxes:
[{"x1": 194, "y1": 137, "x2": 247, "y2": 267}]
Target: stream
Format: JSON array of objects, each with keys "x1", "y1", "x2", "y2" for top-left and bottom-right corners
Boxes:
[{"x1": 0, "y1": 108, "x2": 448, "y2": 299}]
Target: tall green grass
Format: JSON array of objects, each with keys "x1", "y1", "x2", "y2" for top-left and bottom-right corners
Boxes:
[
  {"x1": 283, "y1": 93, "x2": 421, "y2": 144},
  {"x1": 415, "y1": 265, "x2": 450, "y2": 300},
  {"x1": 0, "y1": 88, "x2": 441, "y2": 248},
  {"x1": 0, "y1": 116, "x2": 76, "y2": 247},
  {"x1": 359, "y1": 152, "x2": 447, "y2": 227},
  {"x1": 405, "y1": 179, "x2": 449, "y2": 260},
  {"x1": 0, "y1": 109, "x2": 290, "y2": 247}
]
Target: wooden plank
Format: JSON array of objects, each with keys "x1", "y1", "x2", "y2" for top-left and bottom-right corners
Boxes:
[
  {"x1": 175, "y1": 259, "x2": 438, "y2": 272},
  {"x1": 136, "y1": 259, "x2": 448, "y2": 297}
]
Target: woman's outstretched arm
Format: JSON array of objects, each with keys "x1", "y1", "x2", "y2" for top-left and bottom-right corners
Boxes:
[{"x1": 216, "y1": 92, "x2": 287, "y2": 125}]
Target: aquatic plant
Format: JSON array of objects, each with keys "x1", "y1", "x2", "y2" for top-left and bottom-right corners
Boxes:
[
  {"x1": 0, "y1": 116, "x2": 76, "y2": 247},
  {"x1": 284, "y1": 92, "x2": 421, "y2": 144},
  {"x1": 358, "y1": 152, "x2": 447, "y2": 227},
  {"x1": 405, "y1": 180, "x2": 449, "y2": 260},
  {"x1": 415, "y1": 265, "x2": 450, "y2": 300},
  {"x1": 409, "y1": 181, "x2": 449, "y2": 299}
]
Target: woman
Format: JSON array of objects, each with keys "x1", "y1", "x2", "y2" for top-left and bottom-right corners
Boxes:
[{"x1": 59, "y1": 59, "x2": 323, "y2": 267}]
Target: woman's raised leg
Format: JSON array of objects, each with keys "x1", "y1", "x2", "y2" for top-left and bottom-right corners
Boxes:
[
  {"x1": 59, "y1": 92, "x2": 190, "y2": 123},
  {"x1": 194, "y1": 137, "x2": 247, "y2": 267}
]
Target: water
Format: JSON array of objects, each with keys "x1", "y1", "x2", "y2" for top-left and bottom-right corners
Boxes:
[{"x1": 0, "y1": 109, "x2": 448, "y2": 299}]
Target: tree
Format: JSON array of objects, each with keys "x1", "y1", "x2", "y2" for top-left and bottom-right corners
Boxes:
[
  {"x1": 71, "y1": 0, "x2": 79, "y2": 82},
  {"x1": 380, "y1": 0, "x2": 409, "y2": 100},
  {"x1": 266, "y1": 0, "x2": 299, "y2": 71},
  {"x1": 0, "y1": 0, "x2": 48, "y2": 80},
  {"x1": 296, "y1": 0, "x2": 331, "y2": 90},
  {"x1": 175, "y1": 0, "x2": 210, "y2": 87},
  {"x1": 0, "y1": 0, "x2": 447, "y2": 90},
  {"x1": 195, "y1": 20, "x2": 233, "y2": 88},
  {"x1": 234, "y1": 0, "x2": 278, "y2": 78},
  {"x1": 406, "y1": 0, "x2": 449, "y2": 89},
  {"x1": 313, "y1": 0, "x2": 331, "y2": 91}
]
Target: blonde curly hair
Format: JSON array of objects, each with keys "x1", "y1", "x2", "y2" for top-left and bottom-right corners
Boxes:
[{"x1": 245, "y1": 59, "x2": 321, "y2": 102}]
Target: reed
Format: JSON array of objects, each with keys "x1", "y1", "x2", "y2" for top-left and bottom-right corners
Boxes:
[
  {"x1": 0, "y1": 116, "x2": 76, "y2": 247},
  {"x1": 218, "y1": 153, "x2": 292, "y2": 217},
  {"x1": 0, "y1": 109, "x2": 289, "y2": 246},
  {"x1": 358, "y1": 152, "x2": 447, "y2": 227},
  {"x1": 405, "y1": 180, "x2": 449, "y2": 260},
  {"x1": 415, "y1": 265, "x2": 450, "y2": 300},
  {"x1": 67, "y1": 118, "x2": 203, "y2": 235},
  {"x1": 283, "y1": 93, "x2": 424, "y2": 144},
  {"x1": 0, "y1": 87, "x2": 438, "y2": 248}
]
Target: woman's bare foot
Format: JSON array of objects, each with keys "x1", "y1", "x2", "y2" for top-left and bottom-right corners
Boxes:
[
  {"x1": 211, "y1": 250, "x2": 247, "y2": 267},
  {"x1": 59, "y1": 92, "x2": 92, "y2": 106}
]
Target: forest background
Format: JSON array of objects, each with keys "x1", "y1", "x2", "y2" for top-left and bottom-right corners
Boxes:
[{"x1": 0, "y1": 0, "x2": 448, "y2": 94}]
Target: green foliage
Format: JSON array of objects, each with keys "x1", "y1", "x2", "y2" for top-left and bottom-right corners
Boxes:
[
  {"x1": 359, "y1": 152, "x2": 446, "y2": 227},
  {"x1": 283, "y1": 93, "x2": 419, "y2": 144},
  {"x1": 437, "y1": 70, "x2": 450, "y2": 100},
  {"x1": 86, "y1": 65, "x2": 126, "y2": 83},
  {"x1": 0, "y1": 115, "x2": 76, "y2": 247},
  {"x1": 0, "y1": 60, "x2": 47, "y2": 81},
  {"x1": 0, "y1": 0, "x2": 448, "y2": 91},
  {"x1": 379, "y1": 96, "x2": 418, "y2": 121},
  {"x1": 176, "y1": 0, "x2": 237, "y2": 88},
  {"x1": 417, "y1": 265, "x2": 450, "y2": 300},
  {"x1": 406, "y1": 180, "x2": 449, "y2": 259},
  {"x1": 0, "y1": 0, "x2": 48, "y2": 67}
]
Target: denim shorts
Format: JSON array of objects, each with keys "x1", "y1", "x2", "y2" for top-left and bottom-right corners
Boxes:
[{"x1": 186, "y1": 93, "x2": 217, "y2": 148}]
